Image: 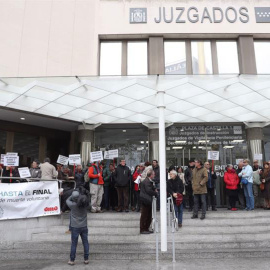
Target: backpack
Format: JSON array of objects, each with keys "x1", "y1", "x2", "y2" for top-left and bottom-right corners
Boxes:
[{"x1": 84, "y1": 169, "x2": 90, "y2": 182}]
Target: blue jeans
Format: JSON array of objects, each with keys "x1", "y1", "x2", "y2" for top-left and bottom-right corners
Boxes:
[
  {"x1": 174, "y1": 203, "x2": 183, "y2": 225},
  {"x1": 70, "y1": 226, "x2": 89, "y2": 261},
  {"x1": 243, "y1": 182, "x2": 254, "y2": 210}
]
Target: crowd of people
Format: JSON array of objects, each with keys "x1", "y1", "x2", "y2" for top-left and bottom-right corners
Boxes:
[{"x1": 1, "y1": 156, "x2": 270, "y2": 264}]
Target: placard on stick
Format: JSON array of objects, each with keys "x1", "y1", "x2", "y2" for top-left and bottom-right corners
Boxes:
[
  {"x1": 90, "y1": 151, "x2": 103, "y2": 163},
  {"x1": 57, "y1": 155, "x2": 69, "y2": 165},
  {"x1": 208, "y1": 151, "x2": 219, "y2": 161},
  {"x1": 68, "y1": 154, "x2": 81, "y2": 165},
  {"x1": 4, "y1": 156, "x2": 19, "y2": 166}
]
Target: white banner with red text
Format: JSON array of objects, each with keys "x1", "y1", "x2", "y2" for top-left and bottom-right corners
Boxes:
[{"x1": 0, "y1": 181, "x2": 60, "y2": 220}]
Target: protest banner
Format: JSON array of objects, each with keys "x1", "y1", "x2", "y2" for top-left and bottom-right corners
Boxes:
[{"x1": 0, "y1": 181, "x2": 60, "y2": 220}]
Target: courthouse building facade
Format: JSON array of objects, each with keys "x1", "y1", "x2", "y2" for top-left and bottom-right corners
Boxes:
[{"x1": 1, "y1": 0, "x2": 270, "y2": 205}]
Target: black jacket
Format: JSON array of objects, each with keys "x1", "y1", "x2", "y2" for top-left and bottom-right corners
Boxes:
[
  {"x1": 140, "y1": 177, "x2": 157, "y2": 205},
  {"x1": 184, "y1": 166, "x2": 194, "y2": 186},
  {"x1": 115, "y1": 165, "x2": 131, "y2": 187},
  {"x1": 74, "y1": 169, "x2": 87, "y2": 187},
  {"x1": 206, "y1": 170, "x2": 217, "y2": 188},
  {"x1": 153, "y1": 165, "x2": 160, "y2": 185},
  {"x1": 167, "y1": 176, "x2": 184, "y2": 204}
]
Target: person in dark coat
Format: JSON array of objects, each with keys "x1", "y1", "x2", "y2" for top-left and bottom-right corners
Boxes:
[
  {"x1": 167, "y1": 170, "x2": 184, "y2": 228},
  {"x1": 74, "y1": 165, "x2": 86, "y2": 188},
  {"x1": 184, "y1": 159, "x2": 195, "y2": 212},
  {"x1": 204, "y1": 161, "x2": 217, "y2": 211},
  {"x1": 261, "y1": 162, "x2": 270, "y2": 209},
  {"x1": 139, "y1": 169, "x2": 158, "y2": 234},
  {"x1": 2, "y1": 166, "x2": 19, "y2": 183},
  {"x1": 114, "y1": 159, "x2": 131, "y2": 212}
]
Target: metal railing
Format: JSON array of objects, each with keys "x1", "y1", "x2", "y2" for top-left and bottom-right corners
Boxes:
[
  {"x1": 152, "y1": 196, "x2": 159, "y2": 263},
  {"x1": 167, "y1": 196, "x2": 178, "y2": 263}
]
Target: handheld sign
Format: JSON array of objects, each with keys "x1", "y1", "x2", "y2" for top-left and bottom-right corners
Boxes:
[
  {"x1": 68, "y1": 154, "x2": 81, "y2": 165},
  {"x1": 18, "y1": 167, "x2": 31, "y2": 178},
  {"x1": 4, "y1": 155, "x2": 19, "y2": 166},
  {"x1": 1, "y1": 154, "x2": 5, "y2": 164},
  {"x1": 90, "y1": 151, "x2": 103, "y2": 163},
  {"x1": 109, "y1": 149, "x2": 118, "y2": 159},
  {"x1": 57, "y1": 155, "x2": 69, "y2": 165},
  {"x1": 104, "y1": 149, "x2": 119, "y2": 160},
  {"x1": 254, "y1": 153, "x2": 263, "y2": 161},
  {"x1": 208, "y1": 151, "x2": 219, "y2": 161},
  {"x1": 6, "y1": 152, "x2": 18, "y2": 157},
  {"x1": 104, "y1": 151, "x2": 110, "y2": 159}
]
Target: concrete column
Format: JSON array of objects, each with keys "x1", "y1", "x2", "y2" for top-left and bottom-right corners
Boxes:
[
  {"x1": 149, "y1": 126, "x2": 159, "y2": 161},
  {"x1": 38, "y1": 136, "x2": 47, "y2": 162},
  {"x1": 78, "y1": 125, "x2": 96, "y2": 167},
  {"x1": 237, "y1": 36, "x2": 257, "y2": 74},
  {"x1": 122, "y1": 41, "x2": 128, "y2": 76},
  {"x1": 246, "y1": 123, "x2": 265, "y2": 166},
  {"x1": 211, "y1": 40, "x2": 219, "y2": 74},
  {"x1": 148, "y1": 37, "x2": 165, "y2": 75},
  {"x1": 5, "y1": 131, "x2": 14, "y2": 152},
  {"x1": 185, "y1": 40, "x2": 193, "y2": 75}
]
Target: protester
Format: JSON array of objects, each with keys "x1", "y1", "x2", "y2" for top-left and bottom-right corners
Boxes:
[
  {"x1": 224, "y1": 164, "x2": 240, "y2": 211},
  {"x1": 261, "y1": 162, "x2": 270, "y2": 210},
  {"x1": 74, "y1": 165, "x2": 86, "y2": 188},
  {"x1": 66, "y1": 190, "x2": 90, "y2": 266},
  {"x1": 40, "y1": 158, "x2": 58, "y2": 179},
  {"x1": 191, "y1": 160, "x2": 208, "y2": 220},
  {"x1": 2, "y1": 166, "x2": 19, "y2": 183},
  {"x1": 140, "y1": 162, "x2": 152, "y2": 182},
  {"x1": 132, "y1": 163, "x2": 144, "y2": 212},
  {"x1": 252, "y1": 160, "x2": 263, "y2": 208},
  {"x1": 152, "y1": 160, "x2": 160, "y2": 210},
  {"x1": 184, "y1": 159, "x2": 195, "y2": 212},
  {"x1": 238, "y1": 159, "x2": 254, "y2": 211},
  {"x1": 167, "y1": 170, "x2": 184, "y2": 228},
  {"x1": 102, "y1": 163, "x2": 114, "y2": 211},
  {"x1": 89, "y1": 162, "x2": 104, "y2": 213},
  {"x1": 236, "y1": 161, "x2": 245, "y2": 209},
  {"x1": 109, "y1": 165, "x2": 118, "y2": 211},
  {"x1": 115, "y1": 159, "x2": 131, "y2": 212},
  {"x1": 139, "y1": 169, "x2": 158, "y2": 234},
  {"x1": 204, "y1": 162, "x2": 217, "y2": 211},
  {"x1": 0, "y1": 163, "x2": 3, "y2": 182},
  {"x1": 29, "y1": 160, "x2": 41, "y2": 179}
]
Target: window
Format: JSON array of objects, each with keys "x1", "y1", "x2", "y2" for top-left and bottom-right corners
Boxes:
[
  {"x1": 255, "y1": 42, "x2": 270, "y2": 74},
  {"x1": 13, "y1": 132, "x2": 39, "y2": 166},
  {"x1": 217, "y1": 41, "x2": 239, "y2": 74},
  {"x1": 164, "y1": 41, "x2": 186, "y2": 74},
  {"x1": 127, "y1": 41, "x2": 148, "y2": 75},
  {"x1": 100, "y1": 42, "x2": 122, "y2": 76},
  {"x1": 191, "y1": 41, "x2": 213, "y2": 74}
]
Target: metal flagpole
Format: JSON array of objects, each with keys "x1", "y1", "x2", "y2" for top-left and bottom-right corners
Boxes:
[{"x1": 156, "y1": 75, "x2": 167, "y2": 252}]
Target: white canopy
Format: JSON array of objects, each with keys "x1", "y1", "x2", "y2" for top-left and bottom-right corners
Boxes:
[{"x1": 1, "y1": 74, "x2": 270, "y2": 124}]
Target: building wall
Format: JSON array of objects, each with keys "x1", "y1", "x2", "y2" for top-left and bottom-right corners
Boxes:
[{"x1": 0, "y1": 0, "x2": 270, "y2": 77}]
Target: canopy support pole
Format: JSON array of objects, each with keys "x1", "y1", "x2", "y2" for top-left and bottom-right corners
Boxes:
[{"x1": 156, "y1": 76, "x2": 167, "y2": 252}]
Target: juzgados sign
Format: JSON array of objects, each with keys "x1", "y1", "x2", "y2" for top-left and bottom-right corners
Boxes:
[{"x1": 130, "y1": 7, "x2": 270, "y2": 24}]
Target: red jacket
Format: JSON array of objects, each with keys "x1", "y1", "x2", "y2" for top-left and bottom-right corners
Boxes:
[
  {"x1": 88, "y1": 163, "x2": 104, "y2": 185},
  {"x1": 132, "y1": 170, "x2": 141, "y2": 191},
  {"x1": 224, "y1": 169, "x2": 239, "y2": 190}
]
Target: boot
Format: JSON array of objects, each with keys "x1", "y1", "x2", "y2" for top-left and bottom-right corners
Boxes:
[
  {"x1": 191, "y1": 214, "x2": 198, "y2": 219},
  {"x1": 200, "y1": 214, "x2": 206, "y2": 220}
]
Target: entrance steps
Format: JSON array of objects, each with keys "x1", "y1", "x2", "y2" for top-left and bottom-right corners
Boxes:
[{"x1": 1, "y1": 210, "x2": 270, "y2": 260}]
